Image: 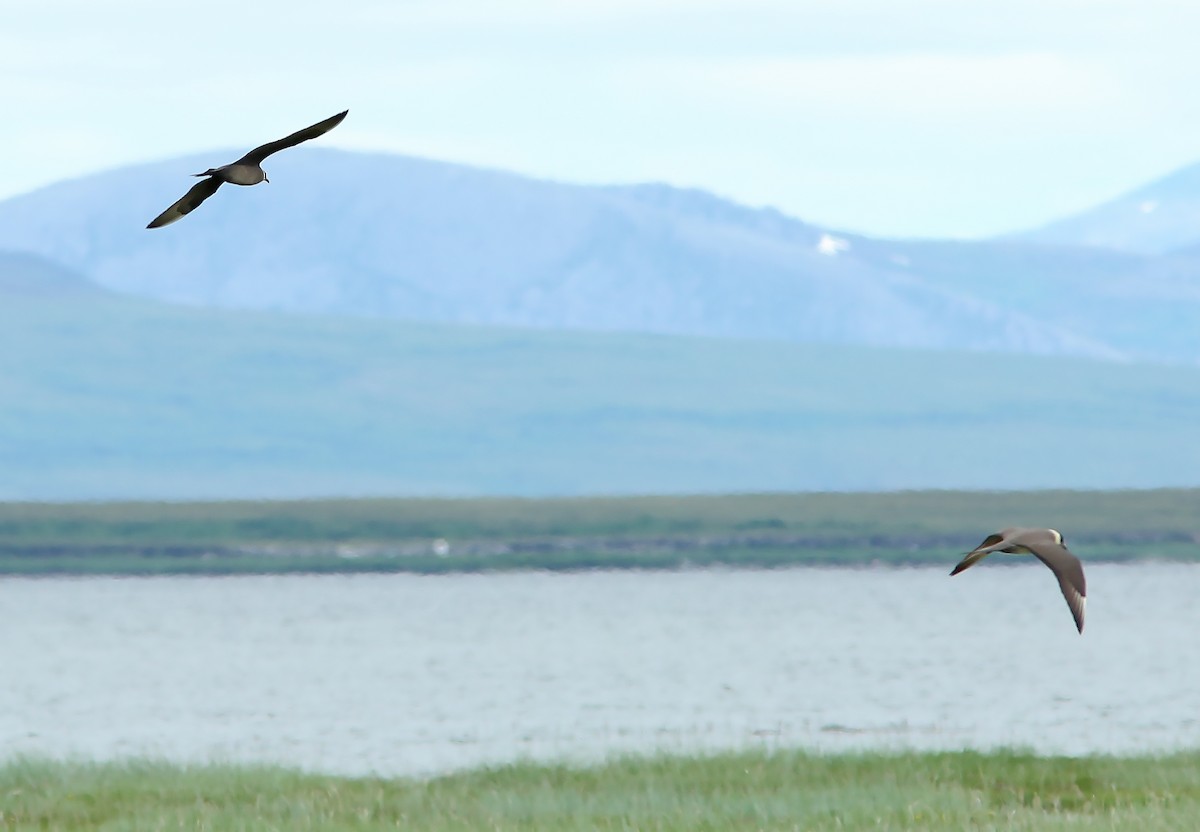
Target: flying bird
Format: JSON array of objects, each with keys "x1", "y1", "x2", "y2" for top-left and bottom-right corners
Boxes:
[
  {"x1": 146, "y1": 109, "x2": 349, "y2": 229},
  {"x1": 950, "y1": 527, "x2": 1087, "y2": 634}
]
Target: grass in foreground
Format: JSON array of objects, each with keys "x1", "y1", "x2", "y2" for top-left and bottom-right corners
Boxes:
[{"x1": 4, "y1": 748, "x2": 1200, "y2": 831}]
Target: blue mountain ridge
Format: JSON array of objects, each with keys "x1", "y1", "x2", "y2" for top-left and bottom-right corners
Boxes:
[
  {"x1": 3, "y1": 147, "x2": 1197, "y2": 362},
  {"x1": 4, "y1": 146, "x2": 1200, "y2": 498}
]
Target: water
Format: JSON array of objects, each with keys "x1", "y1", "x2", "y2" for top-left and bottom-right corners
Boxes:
[{"x1": 3, "y1": 564, "x2": 1199, "y2": 776}]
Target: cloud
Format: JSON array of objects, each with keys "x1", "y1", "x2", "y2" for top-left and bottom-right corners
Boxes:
[
  {"x1": 621, "y1": 52, "x2": 1118, "y2": 120},
  {"x1": 5, "y1": 0, "x2": 1200, "y2": 237}
]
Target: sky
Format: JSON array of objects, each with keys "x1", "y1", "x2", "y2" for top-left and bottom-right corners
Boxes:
[{"x1": 7, "y1": 0, "x2": 1200, "y2": 239}]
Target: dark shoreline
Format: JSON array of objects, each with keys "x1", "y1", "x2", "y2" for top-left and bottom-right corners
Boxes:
[{"x1": 2, "y1": 488, "x2": 1196, "y2": 575}]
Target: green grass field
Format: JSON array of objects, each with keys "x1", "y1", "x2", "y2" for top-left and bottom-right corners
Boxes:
[
  {"x1": 4, "y1": 749, "x2": 1200, "y2": 830},
  {"x1": 1, "y1": 489, "x2": 1197, "y2": 575}
]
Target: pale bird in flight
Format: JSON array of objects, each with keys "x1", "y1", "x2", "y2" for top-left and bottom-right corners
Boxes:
[{"x1": 950, "y1": 527, "x2": 1088, "y2": 634}]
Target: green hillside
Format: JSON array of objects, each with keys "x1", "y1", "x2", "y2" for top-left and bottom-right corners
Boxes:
[
  {"x1": 4, "y1": 489, "x2": 1198, "y2": 546},
  {"x1": 4, "y1": 286, "x2": 1200, "y2": 500},
  {"x1": 1, "y1": 489, "x2": 1196, "y2": 575}
]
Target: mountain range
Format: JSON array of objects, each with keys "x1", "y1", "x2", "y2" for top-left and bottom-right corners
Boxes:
[
  {"x1": 4, "y1": 149, "x2": 1200, "y2": 498},
  {"x1": 1014, "y1": 161, "x2": 1200, "y2": 255},
  {"x1": 2, "y1": 148, "x2": 1199, "y2": 363}
]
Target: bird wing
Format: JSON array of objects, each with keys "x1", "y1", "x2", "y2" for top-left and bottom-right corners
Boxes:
[
  {"x1": 1027, "y1": 541, "x2": 1087, "y2": 634},
  {"x1": 949, "y1": 548, "x2": 990, "y2": 575},
  {"x1": 949, "y1": 532, "x2": 1005, "y2": 575},
  {"x1": 974, "y1": 532, "x2": 1005, "y2": 550},
  {"x1": 236, "y1": 109, "x2": 349, "y2": 164},
  {"x1": 146, "y1": 177, "x2": 223, "y2": 229}
]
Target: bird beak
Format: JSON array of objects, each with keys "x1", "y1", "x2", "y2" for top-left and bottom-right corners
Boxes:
[{"x1": 264, "y1": 177, "x2": 270, "y2": 183}]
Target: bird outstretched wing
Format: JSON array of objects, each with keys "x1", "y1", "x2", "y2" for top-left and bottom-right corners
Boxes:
[
  {"x1": 146, "y1": 177, "x2": 223, "y2": 229},
  {"x1": 949, "y1": 532, "x2": 1005, "y2": 575},
  {"x1": 1028, "y1": 541, "x2": 1088, "y2": 634},
  {"x1": 237, "y1": 110, "x2": 349, "y2": 165}
]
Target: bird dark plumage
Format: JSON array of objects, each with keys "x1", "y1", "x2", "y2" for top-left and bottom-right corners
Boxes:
[
  {"x1": 146, "y1": 177, "x2": 223, "y2": 229},
  {"x1": 146, "y1": 109, "x2": 348, "y2": 229},
  {"x1": 235, "y1": 110, "x2": 349, "y2": 165}
]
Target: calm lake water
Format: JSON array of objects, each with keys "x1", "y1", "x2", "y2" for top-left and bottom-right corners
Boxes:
[{"x1": 4, "y1": 564, "x2": 1199, "y2": 776}]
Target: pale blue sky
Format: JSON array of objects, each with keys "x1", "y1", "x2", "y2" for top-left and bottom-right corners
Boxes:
[{"x1": 7, "y1": 0, "x2": 1200, "y2": 238}]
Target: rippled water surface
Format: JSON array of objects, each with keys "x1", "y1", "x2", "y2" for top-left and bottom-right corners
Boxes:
[{"x1": 4, "y1": 564, "x2": 1199, "y2": 776}]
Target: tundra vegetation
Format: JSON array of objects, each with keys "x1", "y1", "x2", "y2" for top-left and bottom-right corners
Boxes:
[{"x1": 1, "y1": 489, "x2": 1195, "y2": 575}]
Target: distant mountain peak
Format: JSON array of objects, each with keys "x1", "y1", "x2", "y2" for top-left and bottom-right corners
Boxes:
[
  {"x1": 1011, "y1": 159, "x2": 1200, "y2": 255},
  {"x1": 0, "y1": 147, "x2": 1195, "y2": 362}
]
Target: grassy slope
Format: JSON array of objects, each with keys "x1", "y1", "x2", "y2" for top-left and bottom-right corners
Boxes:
[
  {"x1": 4, "y1": 750, "x2": 1200, "y2": 831},
  {"x1": 1, "y1": 489, "x2": 1197, "y2": 575},
  {"x1": 5, "y1": 489, "x2": 1199, "y2": 542},
  {"x1": 5, "y1": 289, "x2": 1200, "y2": 500}
]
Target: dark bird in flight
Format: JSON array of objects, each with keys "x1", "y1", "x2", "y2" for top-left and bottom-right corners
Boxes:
[
  {"x1": 950, "y1": 527, "x2": 1088, "y2": 634},
  {"x1": 147, "y1": 109, "x2": 348, "y2": 229}
]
